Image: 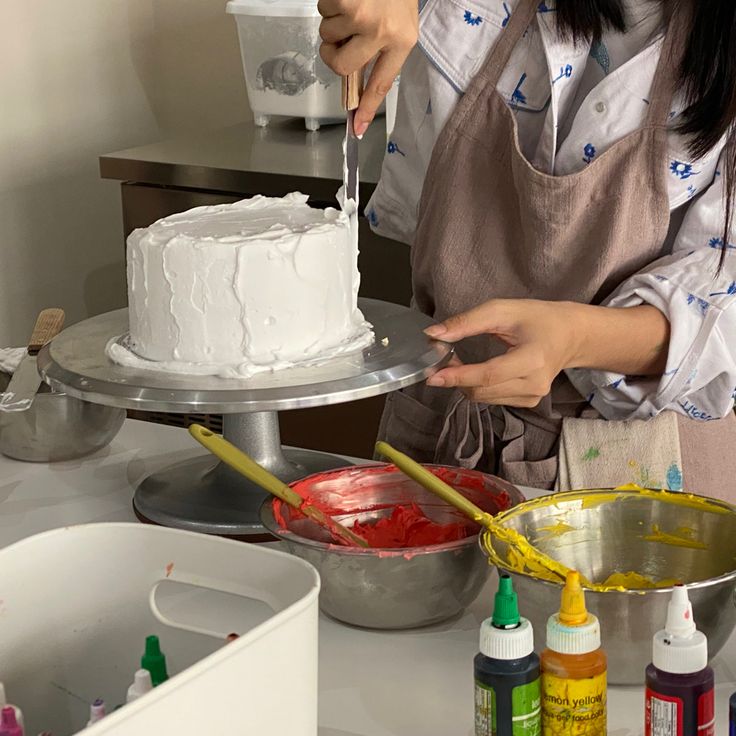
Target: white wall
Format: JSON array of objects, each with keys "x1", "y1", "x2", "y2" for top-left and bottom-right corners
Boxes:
[{"x1": 0, "y1": 0, "x2": 249, "y2": 346}]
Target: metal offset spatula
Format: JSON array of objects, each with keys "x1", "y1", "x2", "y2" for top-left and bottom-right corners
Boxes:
[
  {"x1": 0, "y1": 308, "x2": 65, "y2": 413},
  {"x1": 342, "y1": 69, "x2": 362, "y2": 203}
]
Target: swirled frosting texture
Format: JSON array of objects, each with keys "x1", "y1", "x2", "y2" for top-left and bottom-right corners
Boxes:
[{"x1": 117, "y1": 193, "x2": 372, "y2": 375}]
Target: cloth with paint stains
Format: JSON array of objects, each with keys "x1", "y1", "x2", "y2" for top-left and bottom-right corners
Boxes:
[
  {"x1": 367, "y1": 0, "x2": 736, "y2": 425},
  {"x1": 556, "y1": 413, "x2": 683, "y2": 492}
]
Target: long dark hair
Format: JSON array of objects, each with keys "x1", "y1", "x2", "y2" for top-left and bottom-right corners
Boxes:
[{"x1": 556, "y1": 0, "x2": 736, "y2": 268}]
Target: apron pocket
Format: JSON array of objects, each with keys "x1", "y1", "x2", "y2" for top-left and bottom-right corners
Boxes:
[{"x1": 376, "y1": 387, "x2": 446, "y2": 463}]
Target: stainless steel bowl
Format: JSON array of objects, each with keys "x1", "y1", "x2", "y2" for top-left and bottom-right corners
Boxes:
[
  {"x1": 0, "y1": 377, "x2": 125, "y2": 462},
  {"x1": 483, "y1": 489, "x2": 736, "y2": 685},
  {"x1": 261, "y1": 464, "x2": 525, "y2": 629}
]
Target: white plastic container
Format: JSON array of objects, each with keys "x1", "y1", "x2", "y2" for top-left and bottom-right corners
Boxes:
[
  {"x1": 228, "y1": 0, "x2": 345, "y2": 131},
  {"x1": 0, "y1": 524, "x2": 320, "y2": 735}
]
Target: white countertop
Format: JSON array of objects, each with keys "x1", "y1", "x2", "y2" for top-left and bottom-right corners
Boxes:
[{"x1": 1, "y1": 419, "x2": 735, "y2": 735}]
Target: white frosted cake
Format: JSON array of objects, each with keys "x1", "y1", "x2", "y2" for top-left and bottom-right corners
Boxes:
[{"x1": 109, "y1": 192, "x2": 373, "y2": 376}]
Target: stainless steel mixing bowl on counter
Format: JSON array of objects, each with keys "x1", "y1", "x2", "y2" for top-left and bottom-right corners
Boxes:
[
  {"x1": 482, "y1": 488, "x2": 736, "y2": 685},
  {"x1": 0, "y1": 374, "x2": 125, "y2": 462},
  {"x1": 260, "y1": 464, "x2": 525, "y2": 629}
]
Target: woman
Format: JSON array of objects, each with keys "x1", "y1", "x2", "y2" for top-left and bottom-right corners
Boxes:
[{"x1": 319, "y1": 0, "x2": 736, "y2": 497}]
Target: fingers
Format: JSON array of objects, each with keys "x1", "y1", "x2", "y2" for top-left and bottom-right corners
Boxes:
[
  {"x1": 426, "y1": 349, "x2": 529, "y2": 389},
  {"x1": 317, "y1": 0, "x2": 351, "y2": 18},
  {"x1": 425, "y1": 300, "x2": 511, "y2": 342},
  {"x1": 354, "y1": 48, "x2": 403, "y2": 136},
  {"x1": 319, "y1": 15, "x2": 354, "y2": 44},
  {"x1": 320, "y1": 35, "x2": 378, "y2": 78}
]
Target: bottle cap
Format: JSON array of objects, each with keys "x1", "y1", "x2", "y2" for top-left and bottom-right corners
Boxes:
[
  {"x1": 546, "y1": 571, "x2": 601, "y2": 655},
  {"x1": 141, "y1": 635, "x2": 169, "y2": 687},
  {"x1": 480, "y1": 574, "x2": 534, "y2": 660},
  {"x1": 652, "y1": 585, "x2": 708, "y2": 674},
  {"x1": 492, "y1": 574, "x2": 520, "y2": 628},
  {"x1": 86, "y1": 698, "x2": 106, "y2": 727},
  {"x1": 0, "y1": 706, "x2": 23, "y2": 736},
  {"x1": 127, "y1": 669, "x2": 154, "y2": 703},
  {"x1": 0, "y1": 687, "x2": 22, "y2": 731}
]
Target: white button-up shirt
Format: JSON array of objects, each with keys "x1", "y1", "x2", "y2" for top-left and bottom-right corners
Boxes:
[{"x1": 366, "y1": 0, "x2": 736, "y2": 423}]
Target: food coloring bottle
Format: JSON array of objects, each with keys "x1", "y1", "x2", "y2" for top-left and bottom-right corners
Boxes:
[
  {"x1": 86, "y1": 699, "x2": 106, "y2": 728},
  {"x1": 141, "y1": 635, "x2": 169, "y2": 687},
  {"x1": 126, "y1": 669, "x2": 153, "y2": 703},
  {"x1": 645, "y1": 585, "x2": 714, "y2": 736},
  {"x1": 0, "y1": 707, "x2": 23, "y2": 736},
  {"x1": 0, "y1": 684, "x2": 23, "y2": 729},
  {"x1": 540, "y1": 571, "x2": 606, "y2": 735},
  {"x1": 474, "y1": 573, "x2": 541, "y2": 736}
]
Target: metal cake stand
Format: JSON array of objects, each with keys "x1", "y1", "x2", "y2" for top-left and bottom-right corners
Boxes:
[{"x1": 38, "y1": 298, "x2": 452, "y2": 538}]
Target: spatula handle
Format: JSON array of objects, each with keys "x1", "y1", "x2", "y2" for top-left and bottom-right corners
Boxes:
[
  {"x1": 375, "y1": 441, "x2": 493, "y2": 526},
  {"x1": 28, "y1": 308, "x2": 65, "y2": 355},
  {"x1": 342, "y1": 70, "x2": 363, "y2": 111},
  {"x1": 189, "y1": 424, "x2": 368, "y2": 548}
]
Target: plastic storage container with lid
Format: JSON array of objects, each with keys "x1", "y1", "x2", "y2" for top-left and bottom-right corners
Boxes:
[{"x1": 227, "y1": 0, "x2": 346, "y2": 131}]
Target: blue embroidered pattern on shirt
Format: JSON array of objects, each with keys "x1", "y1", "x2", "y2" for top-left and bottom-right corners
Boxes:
[
  {"x1": 669, "y1": 161, "x2": 699, "y2": 180},
  {"x1": 387, "y1": 141, "x2": 406, "y2": 156},
  {"x1": 708, "y1": 237, "x2": 736, "y2": 251},
  {"x1": 552, "y1": 64, "x2": 573, "y2": 84},
  {"x1": 501, "y1": 3, "x2": 511, "y2": 27},
  {"x1": 664, "y1": 368, "x2": 679, "y2": 377},
  {"x1": 687, "y1": 185, "x2": 698, "y2": 199},
  {"x1": 463, "y1": 10, "x2": 483, "y2": 25},
  {"x1": 590, "y1": 40, "x2": 610, "y2": 74},
  {"x1": 582, "y1": 143, "x2": 596, "y2": 164},
  {"x1": 709, "y1": 281, "x2": 736, "y2": 298},
  {"x1": 510, "y1": 73, "x2": 528, "y2": 105},
  {"x1": 538, "y1": 2, "x2": 555, "y2": 11},
  {"x1": 666, "y1": 463, "x2": 683, "y2": 491},
  {"x1": 609, "y1": 378, "x2": 624, "y2": 390},
  {"x1": 679, "y1": 400, "x2": 714, "y2": 421},
  {"x1": 366, "y1": 208, "x2": 379, "y2": 227},
  {"x1": 686, "y1": 294, "x2": 710, "y2": 315},
  {"x1": 654, "y1": 274, "x2": 668, "y2": 282}
]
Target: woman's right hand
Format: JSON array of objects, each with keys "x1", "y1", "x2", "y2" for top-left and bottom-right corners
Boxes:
[{"x1": 318, "y1": 0, "x2": 419, "y2": 137}]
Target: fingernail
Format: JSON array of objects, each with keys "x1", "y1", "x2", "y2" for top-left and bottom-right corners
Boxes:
[
  {"x1": 424, "y1": 324, "x2": 447, "y2": 338},
  {"x1": 426, "y1": 374, "x2": 445, "y2": 387},
  {"x1": 355, "y1": 120, "x2": 369, "y2": 138}
]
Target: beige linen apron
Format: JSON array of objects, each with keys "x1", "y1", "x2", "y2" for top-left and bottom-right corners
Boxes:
[{"x1": 377, "y1": 0, "x2": 736, "y2": 500}]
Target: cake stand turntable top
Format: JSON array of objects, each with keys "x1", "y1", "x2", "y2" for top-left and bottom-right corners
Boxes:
[{"x1": 38, "y1": 299, "x2": 452, "y2": 414}]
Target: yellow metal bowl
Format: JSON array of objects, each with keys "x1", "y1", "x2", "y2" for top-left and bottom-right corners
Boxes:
[{"x1": 481, "y1": 488, "x2": 736, "y2": 684}]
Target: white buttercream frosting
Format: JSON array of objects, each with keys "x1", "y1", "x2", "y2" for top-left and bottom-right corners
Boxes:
[{"x1": 110, "y1": 192, "x2": 373, "y2": 376}]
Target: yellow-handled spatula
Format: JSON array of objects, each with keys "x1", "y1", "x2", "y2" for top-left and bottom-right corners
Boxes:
[
  {"x1": 375, "y1": 441, "x2": 570, "y2": 582},
  {"x1": 189, "y1": 424, "x2": 369, "y2": 548}
]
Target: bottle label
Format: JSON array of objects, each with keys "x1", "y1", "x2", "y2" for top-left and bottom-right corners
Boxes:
[
  {"x1": 541, "y1": 672, "x2": 606, "y2": 735},
  {"x1": 475, "y1": 679, "x2": 541, "y2": 736},
  {"x1": 698, "y1": 689, "x2": 715, "y2": 736},
  {"x1": 475, "y1": 681, "x2": 496, "y2": 736},
  {"x1": 512, "y1": 680, "x2": 542, "y2": 736},
  {"x1": 646, "y1": 690, "x2": 683, "y2": 736}
]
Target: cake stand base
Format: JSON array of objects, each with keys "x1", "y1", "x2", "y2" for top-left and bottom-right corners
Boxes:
[{"x1": 132, "y1": 411, "x2": 353, "y2": 538}]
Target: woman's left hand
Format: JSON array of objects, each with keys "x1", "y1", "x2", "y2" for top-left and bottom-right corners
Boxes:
[
  {"x1": 424, "y1": 299, "x2": 581, "y2": 407},
  {"x1": 424, "y1": 298, "x2": 670, "y2": 407}
]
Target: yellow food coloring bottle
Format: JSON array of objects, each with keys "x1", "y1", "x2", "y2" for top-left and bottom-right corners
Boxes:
[{"x1": 540, "y1": 571, "x2": 607, "y2": 735}]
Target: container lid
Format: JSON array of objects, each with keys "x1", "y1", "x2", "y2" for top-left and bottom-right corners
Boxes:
[
  {"x1": 546, "y1": 571, "x2": 601, "y2": 655},
  {"x1": 226, "y1": 0, "x2": 320, "y2": 18},
  {"x1": 479, "y1": 574, "x2": 535, "y2": 660},
  {"x1": 652, "y1": 585, "x2": 708, "y2": 674}
]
